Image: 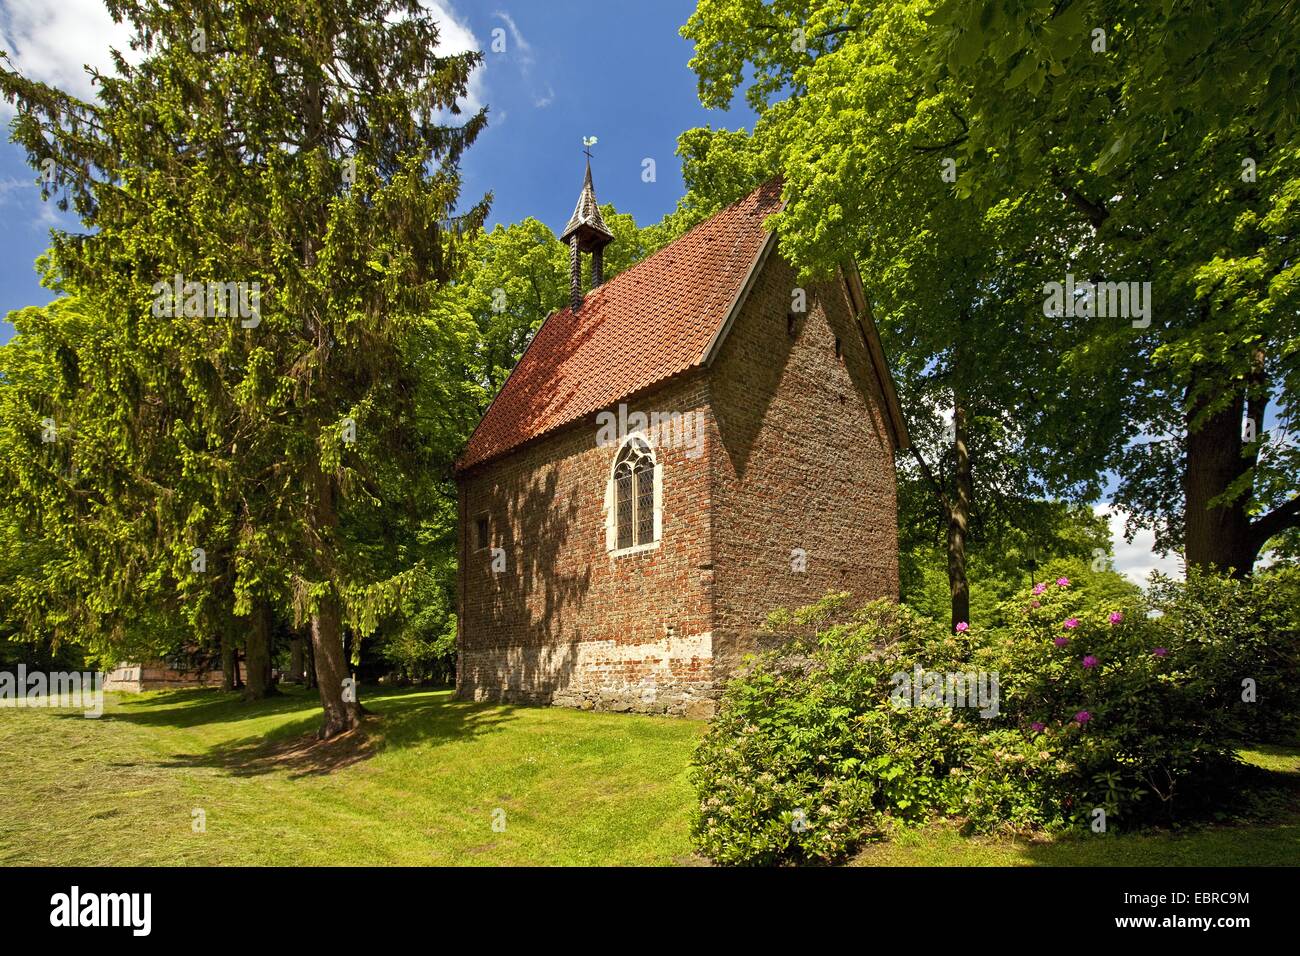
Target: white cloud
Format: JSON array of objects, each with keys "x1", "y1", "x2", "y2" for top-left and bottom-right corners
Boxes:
[
  {"x1": 31, "y1": 199, "x2": 62, "y2": 230},
  {"x1": 0, "y1": 0, "x2": 137, "y2": 110},
  {"x1": 492, "y1": 9, "x2": 552, "y2": 109},
  {"x1": 0, "y1": 176, "x2": 29, "y2": 199},
  {"x1": 424, "y1": 1, "x2": 486, "y2": 116},
  {"x1": 492, "y1": 10, "x2": 533, "y2": 68},
  {"x1": 0, "y1": 174, "x2": 70, "y2": 231},
  {"x1": 0, "y1": 1, "x2": 487, "y2": 117},
  {"x1": 0, "y1": 1, "x2": 133, "y2": 228},
  {"x1": 1094, "y1": 503, "x2": 1184, "y2": 587}
]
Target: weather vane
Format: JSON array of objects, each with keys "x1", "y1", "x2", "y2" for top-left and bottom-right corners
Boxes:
[{"x1": 582, "y1": 135, "x2": 598, "y2": 159}]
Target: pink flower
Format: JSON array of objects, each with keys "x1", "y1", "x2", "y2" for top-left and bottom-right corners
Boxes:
[
  {"x1": 1074, "y1": 710, "x2": 1091, "y2": 724},
  {"x1": 1153, "y1": 647, "x2": 1168, "y2": 658},
  {"x1": 1030, "y1": 600, "x2": 1041, "y2": 608},
  {"x1": 955, "y1": 621, "x2": 969, "y2": 633},
  {"x1": 1109, "y1": 611, "x2": 1123, "y2": 625},
  {"x1": 1057, "y1": 577, "x2": 1070, "y2": 588},
  {"x1": 1054, "y1": 636, "x2": 1070, "y2": 647},
  {"x1": 1082, "y1": 655, "x2": 1099, "y2": 669},
  {"x1": 1063, "y1": 618, "x2": 1079, "y2": 629},
  {"x1": 1032, "y1": 582, "x2": 1047, "y2": 596},
  {"x1": 1030, "y1": 721, "x2": 1046, "y2": 732}
]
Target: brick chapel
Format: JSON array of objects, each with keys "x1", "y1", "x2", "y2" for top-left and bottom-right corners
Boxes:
[{"x1": 453, "y1": 164, "x2": 909, "y2": 718}]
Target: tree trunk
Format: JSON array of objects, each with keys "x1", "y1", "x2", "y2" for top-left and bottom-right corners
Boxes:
[
  {"x1": 310, "y1": 590, "x2": 361, "y2": 738},
  {"x1": 304, "y1": 633, "x2": 317, "y2": 690},
  {"x1": 1183, "y1": 384, "x2": 1255, "y2": 576},
  {"x1": 947, "y1": 402, "x2": 972, "y2": 630},
  {"x1": 298, "y1": 54, "x2": 358, "y2": 738},
  {"x1": 308, "y1": 460, "x2": 361, "y2": 738},
  {"x1": 288, "y1": 634, "x2": 305, "y2": 684},
  {"x1": 220, "y1": 631, "x2": 237, "y2": 693},
  {"x1": 242, "y1": 599, "x2": 277, "y2": 700}
]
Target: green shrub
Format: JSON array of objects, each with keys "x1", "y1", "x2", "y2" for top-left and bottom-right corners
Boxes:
[
  {"x1": 690, "y1": 572, "x2": 1300, "y2": 864},
  {"x1": 976, "y1": 576, "x2": 1207, "y2": 829},
  {"x1": 1146, "y1": 567, "x2": 1300, "y2": 743},
  {"x1": 690, "y1": 595, "x2": 974, "y2": 865}
]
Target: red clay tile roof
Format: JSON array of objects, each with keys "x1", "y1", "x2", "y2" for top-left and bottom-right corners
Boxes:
[{"x1": 456, "y1": 179, "x2": 784, "y2": 473}]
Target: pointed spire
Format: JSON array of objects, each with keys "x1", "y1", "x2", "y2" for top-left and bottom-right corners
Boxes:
[
  {"x1": 561, "y1": 141, "x2": 614, "y2": 312},
  {"x1": 560, "y1": 157, "x2": 614, "y2": 252}
]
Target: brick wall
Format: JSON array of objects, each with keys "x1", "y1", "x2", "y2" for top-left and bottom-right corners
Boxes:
[
  {"x1": 456, "y1": 249, "x2": 900, "y2": 718},
  {"x1": 708, "y1": 251, "x2": 901, "y2": 675},
  {"x1": 456, "y1": 374, "x2": 719, "y2": 716}
]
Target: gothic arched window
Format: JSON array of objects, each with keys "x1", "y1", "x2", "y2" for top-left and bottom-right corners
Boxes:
[{"x1": 610, "y1": 436, "x2": 658, "y2": 551}]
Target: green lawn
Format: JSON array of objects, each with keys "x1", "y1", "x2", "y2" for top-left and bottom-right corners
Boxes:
[
  {"x1": 1, "y1": 685, "x2": 1296, "y2": 866},
  {"x1": 853, "y1": 741, "x2": 1300, "y2": 866},
  {"x1": 0, "y1": 686, "x2": 705, "y2": 866}
]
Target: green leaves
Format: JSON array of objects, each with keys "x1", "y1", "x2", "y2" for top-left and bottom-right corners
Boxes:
[
  {"x1": 1005, "y1": 53, "x2": 1041, "y2": 91},
  {"x1": 949, "y1": 22, "x2": 984, "y2": 72},
  {"x1": 1093, "y1": 130, "x2": 1130, "y2": 175},
  {"x1": 681, "y1": 0, "x2": 1300, "y2": 572},
  {"x1": 0, "y1": 2, "x2": 492, "y2": 710}
]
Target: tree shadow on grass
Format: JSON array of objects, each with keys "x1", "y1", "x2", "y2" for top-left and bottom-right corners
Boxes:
[
  {"x1": 128, "y1": 687, "x2": 525, "y2": 780},
  {"x1": 1012, "y1": 756, "x2": 1300, "y2": 866},
  {"x1": 853, "y1": 747, "x2": 1300, "y2": 868},
  {"x1": 97, "y1": 685, "x2": 318, "y2": 729},
  {"x1": 1009, "y1": 815, "x2": 1300, "y2": 866}
]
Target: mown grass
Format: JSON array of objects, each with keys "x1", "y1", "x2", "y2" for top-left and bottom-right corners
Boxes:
[
  {"x1": 852, "y1": 741, "x2": 1300, "y2": 866},
  {"x1": 0, "y1": 686, "x2": 705, "y2": 866},
  {"x1": 1, "y1": 686, "x2": 1296, "y2": 866}
]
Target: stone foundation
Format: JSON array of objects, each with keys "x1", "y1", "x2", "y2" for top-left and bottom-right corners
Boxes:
[{"x1": 457, "y1": 630, "x2": 718, "y2": 718}]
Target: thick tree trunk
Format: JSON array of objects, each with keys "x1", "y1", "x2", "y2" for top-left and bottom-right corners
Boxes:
[
  {"x1": 310, "y1": 590, "x2": 361, "y2": 738},
  {"x1": 1183, "y1": 385, "x2": 1255, "y2": 577},
  {"x1": 308, "y1": 460, "x2": 361, "y2": 738},
  {"x1": 242, "y1": 599, "x2": 277, "y2": 700},
  {"x1": 947, "y1": 402, "x2": 972, "y2": 630}
]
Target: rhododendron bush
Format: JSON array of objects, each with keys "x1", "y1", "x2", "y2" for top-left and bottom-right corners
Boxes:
[{"x1": 690, "y1": 570, "x2": 1300, "y2": 865}]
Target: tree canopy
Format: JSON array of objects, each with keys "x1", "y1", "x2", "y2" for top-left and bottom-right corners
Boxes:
[
  {"x1": 0, "y1": 0, "x2": 491, "y2": 735},
  {"x1": 678, "y1": 0, "x2": 1300, "y2": 607}
]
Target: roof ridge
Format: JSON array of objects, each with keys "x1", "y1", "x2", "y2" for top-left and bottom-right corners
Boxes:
[
  {"x1": 455, "y1": 177, "x2": 783, "y2": 473},
  {"x1": 548, "y1": 177, "x2": 779, "y2": 323}
]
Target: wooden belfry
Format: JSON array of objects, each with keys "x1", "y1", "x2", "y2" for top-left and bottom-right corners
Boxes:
[{"x1": 560, "y1": 137, "x2": 614, "y2": 312}]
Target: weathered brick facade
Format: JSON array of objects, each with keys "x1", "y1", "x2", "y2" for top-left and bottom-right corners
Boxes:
[
  {"x1": 455, "y1": 179, "x2": 905, "y2": 718},
  {"x1": 457, "y1": 374, "x2": 718, "y2": 717},
  {"x1": 709, "y1": 252, "x2": 901, "y2": 678}
]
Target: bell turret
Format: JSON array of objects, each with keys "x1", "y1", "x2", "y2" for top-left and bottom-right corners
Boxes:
[{"x1": 559, "y1": 148, "x2": 614, "y2": 312}]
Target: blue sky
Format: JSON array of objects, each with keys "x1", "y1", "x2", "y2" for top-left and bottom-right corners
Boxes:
[
  {"x1": 0, "y1": 0, "x2": 1184, "y2": 583},
  {"x1": 0, "y1": 0, "x2": 750, "y2": 337}
]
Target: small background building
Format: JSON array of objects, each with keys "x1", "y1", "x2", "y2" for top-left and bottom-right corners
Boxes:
[{"x1": 102, "y1": 662, "x2": 224, "y2": 692}]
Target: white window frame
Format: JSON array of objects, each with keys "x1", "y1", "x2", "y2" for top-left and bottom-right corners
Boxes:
[{"x1": 604, "y1": 433, "x2": 663, "y2": 557}]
